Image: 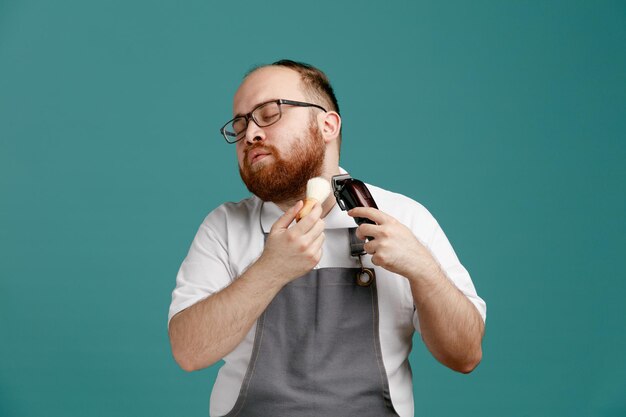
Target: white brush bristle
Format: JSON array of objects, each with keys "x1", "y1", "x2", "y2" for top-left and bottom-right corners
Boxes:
[{"x1": 306, "y1": 177, "x2": 331, "y2": 202}]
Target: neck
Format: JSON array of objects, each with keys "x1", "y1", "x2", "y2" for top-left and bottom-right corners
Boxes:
[{"x1": 274, "y1": 166, "x2": 341, "y2": 218}]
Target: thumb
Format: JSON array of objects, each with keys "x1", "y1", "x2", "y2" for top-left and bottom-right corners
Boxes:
[{"x1": 271, "y1": 200, "x2": 304, "y2": 231}]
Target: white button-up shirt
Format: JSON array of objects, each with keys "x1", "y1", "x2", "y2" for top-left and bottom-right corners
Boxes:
[{"x1": 169, "y1": 172, "x2": 486, "y2": 417}]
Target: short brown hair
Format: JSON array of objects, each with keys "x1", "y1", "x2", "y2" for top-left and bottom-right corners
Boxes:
[
  {"x1": 246, "y1": 60, "x2": 340, "y2": 115},
  {"x1": 269, "y1": 59, "x2": 340, "y2": 116}
]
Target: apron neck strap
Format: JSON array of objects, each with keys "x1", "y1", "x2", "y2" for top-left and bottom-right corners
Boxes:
[{"x1": 349, "y1": 228, "x2": 366, "y2": 257}]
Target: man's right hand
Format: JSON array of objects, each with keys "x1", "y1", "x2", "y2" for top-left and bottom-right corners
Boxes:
[
  {"x1": 256, "y1": 200, "x2": 325, "y2": 285},
  {"x1": 169, "y1": 200, "x2": 325, "y2": 371}
]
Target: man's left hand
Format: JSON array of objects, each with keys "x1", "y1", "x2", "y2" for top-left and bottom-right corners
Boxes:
[{"x1": 348, "y1": 207, "x2": 438, "y2": 282}]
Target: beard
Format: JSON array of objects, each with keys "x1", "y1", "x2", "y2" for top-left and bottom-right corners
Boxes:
[{"x1": 239, "y1": 120, "x2": 325, "y2": 203}]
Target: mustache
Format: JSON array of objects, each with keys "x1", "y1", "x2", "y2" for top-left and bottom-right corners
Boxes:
[{"x1": 244, "y1": 143, "x2": 278, "y2": 160}]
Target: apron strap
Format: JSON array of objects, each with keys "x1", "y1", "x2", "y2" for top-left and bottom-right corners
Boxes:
[{"x1": 349, "y1": 227, "x2": 366, "y2": 257}]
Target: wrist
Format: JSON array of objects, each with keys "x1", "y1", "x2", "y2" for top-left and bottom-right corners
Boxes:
[
  {"x1": 252, "y1": 254, "x2": 291, "y2": 288},
  {"x1": 406, "y1": 258, "x2": 445, "y2": 287}
]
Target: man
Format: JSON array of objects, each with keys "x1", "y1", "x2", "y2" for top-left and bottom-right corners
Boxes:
[{"x1": 168, "y1": 60, "x2": 486, "y2": 417}]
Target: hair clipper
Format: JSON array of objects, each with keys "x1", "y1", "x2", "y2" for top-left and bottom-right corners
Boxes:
[{"x1": 331, "y1": 174, "x2": 378, "y2": 226}]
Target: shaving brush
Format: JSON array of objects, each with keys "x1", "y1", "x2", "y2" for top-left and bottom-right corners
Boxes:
[{"x1": 296, "y1": 177, "x2": 331, "y2": 222}]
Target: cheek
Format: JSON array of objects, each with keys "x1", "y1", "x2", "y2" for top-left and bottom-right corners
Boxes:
[{"x1": 236, "y1": 145, "x2": 245, "y2": 166}]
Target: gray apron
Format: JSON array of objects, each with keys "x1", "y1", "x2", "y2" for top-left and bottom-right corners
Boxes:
[{"x1": 222, "y1": 228, "x2": 399, "y2": 417}]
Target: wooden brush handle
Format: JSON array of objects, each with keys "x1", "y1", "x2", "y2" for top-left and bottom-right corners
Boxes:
[{"x1": 296, "y1": 198, "x2": 316, "y2": 222}]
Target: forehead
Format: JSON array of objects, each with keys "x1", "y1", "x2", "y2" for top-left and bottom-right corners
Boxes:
[{"x1": 233, "y1": 66, "x2": 305, "y2": 115}]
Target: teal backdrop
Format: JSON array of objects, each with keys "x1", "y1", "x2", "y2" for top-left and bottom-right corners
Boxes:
[{"x1": 1, "y1": 1, "x2": 625, "y2": 416}]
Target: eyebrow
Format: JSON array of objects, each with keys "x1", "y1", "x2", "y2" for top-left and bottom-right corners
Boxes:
[{"x1": 234, "y1": 98, "x2": 278, "y2": 118}]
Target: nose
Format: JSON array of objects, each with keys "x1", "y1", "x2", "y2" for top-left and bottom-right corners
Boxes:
[{"x1": 243, "y1": 118, "x2": 265, "y2": 145}]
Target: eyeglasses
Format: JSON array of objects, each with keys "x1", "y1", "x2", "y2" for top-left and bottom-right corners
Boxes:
[{"x1": 220, "y1": 99, "x2": 327, "y2": 144}]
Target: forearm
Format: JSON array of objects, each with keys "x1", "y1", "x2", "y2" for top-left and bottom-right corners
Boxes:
[
  {"x1": 408, "y1": 262, "x2": 484, "y2": 373},
  {"x1": 168, "y1": 258, "x2": 286, "y2": 372}
]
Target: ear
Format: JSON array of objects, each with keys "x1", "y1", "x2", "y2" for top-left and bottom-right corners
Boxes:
[{"x1": 319, "y1": 111, "x2": 341, "y2": 144}]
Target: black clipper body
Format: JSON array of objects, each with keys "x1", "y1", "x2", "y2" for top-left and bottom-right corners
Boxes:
[{"x1": 331, "y1": 174, "x2": 378, "y2": 226}]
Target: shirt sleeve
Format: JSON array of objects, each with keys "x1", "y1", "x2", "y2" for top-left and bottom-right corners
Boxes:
[{"x1": 168, "y1": 211, "x2": 234, "y2": 327}]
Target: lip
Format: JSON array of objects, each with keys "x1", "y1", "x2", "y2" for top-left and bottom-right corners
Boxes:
[{"x1": 248, "y1": 149, "x2": 271, "y2": 165}]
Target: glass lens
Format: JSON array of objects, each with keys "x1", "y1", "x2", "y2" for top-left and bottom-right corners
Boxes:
[
  {"x1": 253, "y1": 101, "x2": 281, "y2": 126},
  {"x1": 231, "y1": 117, "x2": 247, "y2": 136},
  {"x1": 223, "y1": 130, "x2": 239, "y2": 143}
]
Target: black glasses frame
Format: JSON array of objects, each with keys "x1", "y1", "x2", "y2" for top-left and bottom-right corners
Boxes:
[{"x1": 220, "y1": 99, "x2": 327, "y2": 144}]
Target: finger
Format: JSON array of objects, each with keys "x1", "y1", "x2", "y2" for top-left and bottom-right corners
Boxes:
[
  {"x1": 303, "y1": 218, "x2": 325, "y2": 244},
  {"x1": 363, "y1": 239, "x2": 379, "y2": 255},
  {"x1": 272, "y1": 200, "x2": 304, "y2": 231},
  {"x1": 348, "y1": 207, "x2": 391, "y2": 225},
  {"x1": 348, "y1": 207, "x2": 389, "y2": 224},
  {"x1": 370, "y1": 253, "x2": 382, "y2": 267},
  {"x1": 310, "y1": 230, "x2": 325, "y2": 251},
  {"x1": 299, "y1": 230, "x2": 325, "y2": 267},
  {"x1": 293, "y1": 201, "x2": 323, "y2": 234},
  {"x1": 356, "y1": 223, "x2": 381, "y2": 241}
]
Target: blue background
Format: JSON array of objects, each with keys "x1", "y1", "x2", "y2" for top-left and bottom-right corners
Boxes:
[{"x1": 1, "y1": 1, "x2": 625, "y2": 416}]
